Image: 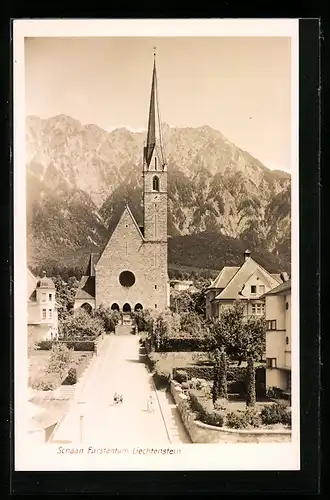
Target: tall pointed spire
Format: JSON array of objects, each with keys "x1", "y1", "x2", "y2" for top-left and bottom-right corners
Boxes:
[{"x1": 144, "y1": 51, "x2": 157, "y2": 167}]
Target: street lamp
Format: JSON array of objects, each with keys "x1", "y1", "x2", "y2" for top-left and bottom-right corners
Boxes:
[{"x1": 77, "y1": 401, "x2": 86, "y2": 443}]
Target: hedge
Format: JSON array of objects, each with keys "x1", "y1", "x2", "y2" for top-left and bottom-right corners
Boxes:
[
  {"x1": 155, "y1": 337, "x2": 209, "y2": 352},
  {"x1": 189, "y1": 389, "x2": 224, "y2": 427},
  {"x1": 173, "y1": 365, "x2": 266, "y2": 396},
  {"x1": 36, "y1": 340, "x2": 95, "y2": 351}
]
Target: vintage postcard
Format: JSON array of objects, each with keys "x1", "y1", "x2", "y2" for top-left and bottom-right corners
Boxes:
[{"x1": 14, "y1": 19, "x2": 300, "y2": 471}]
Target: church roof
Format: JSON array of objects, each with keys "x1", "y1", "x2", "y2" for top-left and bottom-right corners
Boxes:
[
  {"x1": 144, "y1": 53, "x2": 166, "y2": 169},
  {"x1": 75, "y1": 276, "x2": 96, "y2": 300},
  {"x1": 96, "y1": 204, "x2": 144, "y2": 268},
  {"x1": 125, "y1": 204, "x2": 145, "y2": 240}
]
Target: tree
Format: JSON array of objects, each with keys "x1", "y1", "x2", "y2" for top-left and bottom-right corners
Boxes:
[
  {"x1": 241, "y1": 315, "x2": 266, "y2": 407},
  {"x1": 45, "y1": 342, "x2": 73, "y2": 375},
  {"x1": 191, "y1": 289, "x2": 207, "y2": 317},
  {"x1": 93, "y1": 304, "x2": 121, "y2": 332},
  {"x1": 170, "y1": 289, "x2": 194, "y2": 314},
  {"x1": 131, "y1": 309, "x2": 154, "y2": 333},
  {"x1": 53, "y1": 275, "x2": 79, "y2": 317},
  {"x1": 180, "y1": 310, "x2": 202, "y2": 336},
  {"x1": 212, "y1": 347, "x2": 228, "y2": 405},
  {"x1": 60, "y1": 308, "x2": 105, "y2": 339},
  {"x1": 210, "y1": 300, "x2": 266, "y2": 406},
  {"x1": 246, "y1": 356, "x2": 256, "y2": 406}
]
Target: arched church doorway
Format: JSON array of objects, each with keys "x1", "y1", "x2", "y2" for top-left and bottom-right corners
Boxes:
[
  {"x1": 81, "y1": 303, "x2": 92, "y2": 314},
  {"x1": 123, "y1": 303, "x2": 131, "y2": 313},
  {"x1": 111, "y1": 303, "x2": 120, "y2": 311},
  {"x1": 134, "y1": 303, "x2": 143, "y2": 311}
]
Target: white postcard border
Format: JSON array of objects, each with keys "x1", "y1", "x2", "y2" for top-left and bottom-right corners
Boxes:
[{"x1": 13, "y1": 18, "x2": 300, "y2": 471}]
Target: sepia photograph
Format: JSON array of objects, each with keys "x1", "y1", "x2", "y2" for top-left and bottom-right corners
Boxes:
[{"x1": 14, "y1": 19, "x2": 300, "y2": 471}]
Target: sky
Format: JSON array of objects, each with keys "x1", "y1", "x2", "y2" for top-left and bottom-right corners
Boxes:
[{"x1": 25, "y1": 36, "x2": 292, "y2": 172}]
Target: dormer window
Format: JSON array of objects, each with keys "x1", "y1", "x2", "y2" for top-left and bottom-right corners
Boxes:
[
  {"x1": 153, "y1": 176, "x2": 159, "y2": 191},
  {"x1": 42, "y1": 293, "x2": 47, "y2": 302},
  {"x1": 155, "y1": 156, "x2": 157, "y2": 170},
  {"x1": 49, "y1": 293, "x2": 52, "y2": 301},
  {"x1": 259, "y1": 285, "x2": 265, "y2": 295},
  {"x1": 251, "y1": 285, "x2": 257, "y2": 294}
]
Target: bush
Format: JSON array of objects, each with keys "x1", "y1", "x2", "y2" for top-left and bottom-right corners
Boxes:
[
  {"x1": 31, "y1": 372, "x2": 63, "y2": 391},
  {"x1": 152, "y1": 359, "x2": 172, "y2": 389},
  {"x1": 266, "y1": 386, "x2": 285, "y2": 399},
  {"x1": 190, "y1": 378, "x2": 206, "y2": 390},
  {"x1": 173, "y1": 369, "x2": 188, "y2": 383},
  {"x1": 62, "y1": 367, "x2": 77, "y2": 385},
  {"x1": 36, "y1": 340, "x2": 54, "y2": 350},
  {"x1": 189, "y1": 389, "x2": 224, "y2": 427},
  {"x1": 226, "y1": 411, "x2": 248, "y2": 429},
  {"x1": 261, "y1": 402, "x2": 291, "y2": 426},
  {"x1": 226, "y1": 408, "x2": 261, "y2": 429},
  {"x1": 60, "y1": 308, "x2": 105, "y2": 339}
]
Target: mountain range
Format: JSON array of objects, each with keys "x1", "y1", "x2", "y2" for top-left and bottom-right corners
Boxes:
[{"x1": 26, "y1": 114, "x2": 291, "y2": 278}]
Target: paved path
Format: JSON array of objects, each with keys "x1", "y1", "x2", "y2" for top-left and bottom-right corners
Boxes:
[{"x1": 51, "y1": 335, "x2": 190, "y2": 446}]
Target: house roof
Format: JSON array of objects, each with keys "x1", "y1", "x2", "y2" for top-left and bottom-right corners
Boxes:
[
  {"x1": 29, "y1": 399, "x2": 70, "y2": 430},
  {"x1": 214, "y1": 257, "x2": 282, "y2": 300},
  {"x1": 27, "y1": 268, "x2": 37, "y2": 301},
  {"x1": 207, "y1": 266, "x2": 240, "y2": 290},
  {"x1": 75, "y1": 276, "x2": 96, "y2": 300},
  {"x1": 262, "y1": 279, "x2": 291, "y2": 297}
]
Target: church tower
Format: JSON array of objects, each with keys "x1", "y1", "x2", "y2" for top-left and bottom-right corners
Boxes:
[{"x1": 143, "y1": 53, "x2": 168, "y2": 243}]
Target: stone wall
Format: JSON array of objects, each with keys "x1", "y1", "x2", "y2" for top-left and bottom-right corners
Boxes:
[{"x1": 170, "y1": 381, "x2": 291, "y2": 444}]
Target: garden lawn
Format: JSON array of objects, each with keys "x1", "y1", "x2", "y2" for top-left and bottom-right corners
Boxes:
[{"x1": 28, "y1": 350, "x2": 94, "y2": 388}]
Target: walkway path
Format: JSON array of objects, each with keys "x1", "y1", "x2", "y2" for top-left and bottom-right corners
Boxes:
[{"x1": 51, "y1": 334, "x2": 190, "y2": 445}]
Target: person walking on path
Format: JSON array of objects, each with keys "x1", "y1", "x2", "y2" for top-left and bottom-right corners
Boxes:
[{"x1": 146, "y1": 395, "x2": 155, "y2": 413}]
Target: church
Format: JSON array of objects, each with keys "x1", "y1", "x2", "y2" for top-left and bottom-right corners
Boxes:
[{"x1": 74, "y1": 55, "x2": 170, "y2": 314}]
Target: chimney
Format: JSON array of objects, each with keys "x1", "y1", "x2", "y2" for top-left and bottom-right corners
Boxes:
[
  {"x1": 280, "y1": 272, "x2": 289, "y2": 282},
  {"x1": 244, "y1": 249, "x2": 251, "y2": 262}
]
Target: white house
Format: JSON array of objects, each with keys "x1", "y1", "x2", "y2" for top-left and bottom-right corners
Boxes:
[
  {"x1": 27, "y1": 269, "x2": 60, "y2": 349},
  {"x1": 205, "y1": 250, "x2": 285, "y2": 320},
  {"x1": 263, "y1": 279, "x2": 291, "y2": 396}
]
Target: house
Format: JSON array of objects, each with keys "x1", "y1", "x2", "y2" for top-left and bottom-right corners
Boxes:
[
  {"x1": 205, "y1": 249, "x2": 285, "y2": 320},
  {"x1": 27, "y1": 268, "x2": 60, "y2": 350},
  {"x1": 74, "y1": 55, "x2": 170, "y2": 315},
  {"x1": 170, "y1": 280, "x2": 197, "y2": 292},
  {"x1": 27, "y1": 400, "x2": 69, "y2": 443},
  {"x1": 263, "y1": 279, "x2": 291, "y2": 396}
]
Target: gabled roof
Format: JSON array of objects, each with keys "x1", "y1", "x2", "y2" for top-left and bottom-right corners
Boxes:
[
  {"x1": 75, "y1": 276, "x2": 95, "y2": 300},
  {"x1": 262, "y1": 279, "x2": 291, "y2": 297},
  {"x1": 207, "y1": 266, "x2": 240, "y2": 290},
  {"x1": 214, "y1": 257, "x2": 282, "y2": 300},
  {"x1": 96, "y1": 204, "x2": 144, "y2": 267},
  {"x1": 125, "y1": 204, "x2": 145, "y2": 240}
]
